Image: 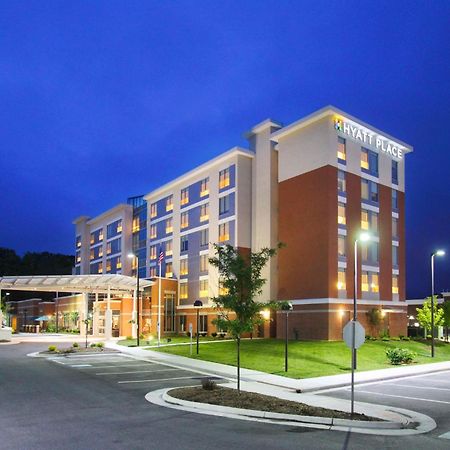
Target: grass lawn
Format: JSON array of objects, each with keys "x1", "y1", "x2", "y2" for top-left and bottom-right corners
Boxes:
[
  {"x1": 118, "y1": 335, "x2": 232, "y2": 347},
  {"x1": 153, "y1": 338, "x2": 450, "y2": 379}
]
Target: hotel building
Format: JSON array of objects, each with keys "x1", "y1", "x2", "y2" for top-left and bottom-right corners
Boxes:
[{"x1": 73, "y1": 106, "x2": 412, "y2": 339}]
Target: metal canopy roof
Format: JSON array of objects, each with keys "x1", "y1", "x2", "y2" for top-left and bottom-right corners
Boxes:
[{"x1": 0, "y1": 274, "x2": 153, "y2": 295}]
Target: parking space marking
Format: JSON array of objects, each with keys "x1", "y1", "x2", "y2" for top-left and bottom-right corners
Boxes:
[
  {"x1": 81, "y1": 363, "x2": 156, "y2": 369},
  {"x1": 390, "y1": 383, "x2": 450, "y2": 392},
  {"x1": 439, "y1": 431, "x2": 450, "y2": 439},
  {"x1": 70, "y1": 364, "x2": 92, "y2": 368},
  {"x1": 95, "y1": 368, "x2": 180, "y2": 376},
  {"x1": 118, "y1": 376, "x2": 196, "y2": 384},
  {"x1": 353, "y1": 389, "x2": 450, "y2": 405}
]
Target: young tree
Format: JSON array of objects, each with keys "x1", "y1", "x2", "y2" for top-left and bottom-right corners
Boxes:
[
  {"x1": 416, "y1": 297, "x2": 444, "y2": 336},
  {"x1": 209, "y1": 243, "x2": 284, "y2": 392},
  {"x1": 441, "y1": 301, "x2": 450, "y2": 342}
]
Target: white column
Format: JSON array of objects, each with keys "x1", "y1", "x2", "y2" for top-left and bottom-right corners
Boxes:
[
  {"x1": 92, "y1": 293, "x2": 99, "y2": 337},
  {"x1": 132, "y1": 289, "x2": 137, "y2": 338},
  {"x1": 105, "y1": 287, "x2": 112, "y2": 340}
]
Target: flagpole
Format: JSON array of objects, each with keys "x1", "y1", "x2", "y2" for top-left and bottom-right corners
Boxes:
[{"x1": 158, "y1": 259, "x2": 161, "y2": 347}]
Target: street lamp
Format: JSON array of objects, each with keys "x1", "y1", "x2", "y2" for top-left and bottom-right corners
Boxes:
[
  {"x1": 431, "y1": 250, "x2": 445, "y2": 357},
  {"x1": 128, "y1": 253, "x2": 140, "y2": 347},
  {"x1": 194, "y1": 300, "x2": 203, "y2": 354},
  {"x1": 281, "y1": 302, "x2": 293, "y2": 372}
]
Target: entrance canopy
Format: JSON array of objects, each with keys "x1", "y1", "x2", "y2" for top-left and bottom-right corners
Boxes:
[{"x1": 0, "y1": 274, "x2": 153, "y2": 295}]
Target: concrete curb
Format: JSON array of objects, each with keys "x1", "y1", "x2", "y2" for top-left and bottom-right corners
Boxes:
[{"x1": 145, "y1": 387, "x2": 436, "y2": 436}]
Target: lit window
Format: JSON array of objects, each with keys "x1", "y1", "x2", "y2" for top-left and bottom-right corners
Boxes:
[
  {"x1": 165, "y1": 262, "x2": 173, "y2": 278},
  {"x1": 200, "y1": 204, "x2": 209, "y2": 222},
  {"x1": 338, "y1": 235, "x2": 346, "y2": 257},
  {"x1": 116, "y1": 257, "x2": 122, "y2": 269},
  {"x1": 362, "y1": 271, "x2": 378, "y2": 293},
  {"x1": 106, "y1": 260, "x2": 112, "y2": 272},
  {"x1": 181, "y1": 188, "x2": 189, "y2": 206},
  {"x1": 199, "y1": 254, "x2": 208, "y2": 272},
  {"x1": 338, "y1": 202, "x2": 346, "y2": 225},
  {"x1": 98, "y1": 247, "x2": 103, "y2": 258},
  {"x1": 89, "y1": 249, "x2": 94, "y2": 260},
  {"x1": 361, "y1": 148, "x2": 369, "y2": 170},
  {"x1": 98, "y1": 262, "x2": 103, "y2": 274},
  {"x1": 132, "y1": 217, "x2": 140, "y2": 233},
  {"x1": 76, "y1": 251, "x2": 81, "y2": 263},
  {"x1": 99, "y1": 230, "x2": 104, "y2": 241},
  {"x1": 181, "y1": 212, "x2": 189, "y2": 229},
  {"x1": 76, "y1": 236, "x2": 82, "y2": 248},
  {"x1": 338, "y1": 170, "x2": 346, "y2": 193},
  {"x1": 150, "y1": 224, "x2": 157, "y2": 239},
  {"x1": 219, "y1": 283, "x2": 229, "y2": 296},
  {"x1": 361, "y1": 210, "x2": 369, "y2": 230},
  {"x1": 199, "y1": 279, "x2": 208, "y2": 298},
  {"x1": 337, "y1": 268, "x2": 346, "y2": 291},
  {"x1": 166, "y1": 217, "x2": 173, "y2": 234},
  {"x1": 180, "y1": 258, "x2": 188, "y2": 276},
  {"x1": 362, "y1": 271, "x2": 369, "y2": 292},
  {"x1": 218, "y1": 222, "x2": 230, "y2": 242},
  {"x1": 200, "y1": 178, "x2": 209, "y2": 197},
  {"x1": 371, "y1": 273, "x2": 379, "y2": 293},
  {"x1": 90, "y1": 233, "x2": 95, "y2": 245},
  {"x1": 150, "y1": 245, "x2": 157, "y2": 260},
  {"x1": 150, "y1": 203, "x2": 157, "y2": 218},
  {"x1": 392, "y1": 275, "x2": 399, "y2": 294},
  {"x1": 219, "y1": 168, "x2": 230, "y2": 189},
  {"x1": 166, "y1": 195, "x2": 173, "y2": 212},
  {"x1": 337, "y1": 137, "x2": 346, "y2": 161},
  {"x1": 361, "y1": 148, "x2": 378, "y2": 176},
  {"x1": 165, "y1": 240, "x2": 173, "y2": 256},
  {"x1": 116, "y1": 220, "x2": 122, "y2": 233},
  {"x1": 180, "y1": 283, "x2": 188, "y2": 299},
  {"x1": 131, "y1": 257, "x2": 137, "y2": 270}
]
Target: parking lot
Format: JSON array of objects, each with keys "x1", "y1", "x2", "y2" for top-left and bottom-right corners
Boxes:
[
  {"x1": 315, "y1": 370, "x2": 450, "y2": 440},
  {"x1": 45, "y1": 351, "x2": 226, "y2": 394}
]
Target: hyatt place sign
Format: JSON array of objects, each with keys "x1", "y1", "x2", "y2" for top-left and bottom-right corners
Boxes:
[{"x1": 334, "y1": 118, "x2": 404, "y2": 160}]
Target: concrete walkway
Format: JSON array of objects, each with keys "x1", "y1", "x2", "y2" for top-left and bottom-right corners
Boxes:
[{"x1": 105, "y1": 340, "x2": 450, "y2": 393}]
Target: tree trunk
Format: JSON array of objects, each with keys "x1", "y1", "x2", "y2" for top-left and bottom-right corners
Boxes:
[{"x1": 237, "y1": 335, "x2": 240, "y2": 393}]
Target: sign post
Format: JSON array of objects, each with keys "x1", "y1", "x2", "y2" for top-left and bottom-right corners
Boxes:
[
  {"x1": 343, "y1": 320, "x2": 365, "y2": 418},
  {"x1": 189, "y1": 323, "x2": 193, "y2": 356}
]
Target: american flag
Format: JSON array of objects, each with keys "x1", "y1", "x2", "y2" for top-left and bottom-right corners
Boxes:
[{"x1": 158, "y1": 248, "x2": 164, "y2": 264}]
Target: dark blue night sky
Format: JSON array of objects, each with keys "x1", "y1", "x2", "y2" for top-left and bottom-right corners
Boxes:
[{"x1": 1, "y1": 1, "x2": 449, "y2": 298}]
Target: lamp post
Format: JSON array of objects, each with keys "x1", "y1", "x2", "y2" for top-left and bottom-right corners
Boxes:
[
  {"x1": 281, "y1": 302, "x2": 293, "y2": 372},
  {"x1": 431, "y1": 250, "x2": 445, "y2": 358},
  {"x1": 128, "y1": 253, "x2": 140, "y2": 347},
  {"x1": 194, "y1": 300, "x2": 203, "y2": 354},
  {"x1": 5, "y1": 292, "x2": 10, "y2": 326}
]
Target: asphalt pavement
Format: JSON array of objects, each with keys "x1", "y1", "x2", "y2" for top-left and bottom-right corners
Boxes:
[{"x1": 1, "y1": 342, "x2": 450, "y2": 450}]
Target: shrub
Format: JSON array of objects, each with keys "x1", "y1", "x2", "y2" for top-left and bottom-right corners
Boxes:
[
  {"x1": 201, "y1": 378, "x2": 218, "y2": 390},
  {"x1": 126, "y1": 336, "x2": 133, "y2": 340},
  {"x1": 382, "y1": 336, "x2": 390, "y2": 341},
  {"x1": 398, "y1": 335, "x2": 404, "y2": 340},
  {"x1": 186, "y1": 331, "x2": 191, "y2": 337},
  {"x1": 96, "y1": 342, "x2": 104, "y2": 349},
  {"x1": 211, "y1": 332, "x2": 217, "y2": 338},
  {"x1": 72, "y1": 342, "x2": 79, "y2": 348},
  {"x1": 386, "y1": 348, "x2": 417, "y2": 365},
  {"x1": 400, "y1": 336, "x2": 411, "y2": 341},
  {"x1": 48, "y1": 345, "x2": 57, "y2": 352},
  {"x1": 90, "y1": 343, "x2": 97, "y2": 348}
]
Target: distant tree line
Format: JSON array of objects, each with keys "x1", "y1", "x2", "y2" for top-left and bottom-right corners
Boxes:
[{"x1": 0, "y1": 247, "x2": 74, "y2": 302}]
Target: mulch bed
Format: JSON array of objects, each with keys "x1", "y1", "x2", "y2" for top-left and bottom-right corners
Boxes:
[
  {"x1": 169, "y1": 386, "x2": 379, "y2": 421},
  {"x1": 40, "y1": 347, "x2": 118, "y2": 355}
]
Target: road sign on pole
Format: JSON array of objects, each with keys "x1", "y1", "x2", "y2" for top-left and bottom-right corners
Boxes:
[{"x1": 343, "y1": 320, "x2": 365, "y2": 349}]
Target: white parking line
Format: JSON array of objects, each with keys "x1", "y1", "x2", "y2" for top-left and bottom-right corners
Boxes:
[
  {"x1": 354, "y1": 389, "x2": 450, "y2": 404},
  {"x1": 118, "y1": 376, "x2": 196, "y2": 384},
  {"x1": 439, "y1": 431, "x2": 450, "y2": 439},
  {"x1": 390, "y1": 383, "x2": 450, "y2": 392},
  {"x1": 81, "y1": 363, "x2": 155, "y2": 369},
  {"x1": 95, "y1": 368, "x2": 180, "y2": 376},
  {"x1": 70, "y1": 364, "x2": 92, "y2": 368}
]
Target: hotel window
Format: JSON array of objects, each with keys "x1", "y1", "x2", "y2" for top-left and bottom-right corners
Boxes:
[
  {"x1": 180, "y1": 236, "x2": 189, "y2": 252},
  {"x1": 392, "y1": 189, "x2": 398, "y2": 210},
  {"x1": 164, "y1": 293, "x2": 175, "y2": 332},
  {"x1": 219, "y1": 281, "x2": 229, "y2": 296},
  {"x1": 166, "y1": 195, "x2": 173, "y2": 212},
  {"x1": 362, "y1": 179, "x2": 379, "y2": 203},
  {"x1": 392, "y1": 217, "x2": 399, "y2": 238},
  {"x1": 75, "y1": 251, "x2": 81, "y2": 264},
  {"x1": 361, "y1": 210, "x2": 378, "y2": 233},
  {"x1": 337, "y1": 170, "x2": 346, "y2": 193},
  {"x1": 200, "y1": 204, "x2": 209, "y2": 222},
  {"x1": 200, "y1": 254, "x2": 208, "y2": 273},
  {"x1": 98, "y1": 262, "x2": 103, "y2": 274},
  {"x1": 150, "y1": 245, "x2": 157, "y2": 260},
  {"x1": 392, "y1": 246, "x2": 399, "y2": 267},
  {"x1": 166, "y1": 217, "x2": 173, "y2": 234},
  {"x1": 179, "y1": 283, "x2": 188, "y2": 300},
  {"x1": 218, "y1": 222, "x2": 230, "y2": 242},
  {"x1": 165, "y1": 262, "x2": 173, "y2": 278},
  {"x1": 179, "y1": 315, "x2": 187, "y2": 332},
  {"x1": 338, "y1": 235, "x2": 346, "y2": 258},
  {"x1": 76, "y1": 236, "x2": 81, "y2": 248},
  {"x1": 370, "y1": 273, "x2": 379, "y2": 293},
  {"x1": 362, "y1": 241, "x2": 379, "y2": 264},
  {"x1": 180, "y1": 258, "x2": 189, "y2": 276},
  {"x1": 165, "y1": 240, "x2": 173, "y2": 256},
  {"x1": 106, "y1": 259, "x2": 112, "y2": 273},
  {"x1": 107, "y1": 220, "x2": 122, "y2": 239},
  {"x1": 116, "y1": 256, "x2": 121, "y2": 269},
  {"x1": 392, "y1": 160, "x2": 399, "y2": 184},
  {"x1": 90, "y1": 229, "x2": 103, "y2": 245},
  {"x1": 361, "y1": 148, "x2": 378, "y2": 176},
  {"x1": 150, "y1": 203, "x2": 157, "y2": 218},
  {"x1": 107, "y1": 237, "x2": 121, "y2": 255},
  {"x1": 219, "y1": 168, "x2": 230, "y2": 189},
  {"x1": 181, "y1": 188, "x2": 189, "y2": 206},
  {"x1": 132, "y1": 216, "x2": 140, "y2": 233},
  {"x1": 90, "y1": 249, "x2": 94, "y2": 260},
  {"x1": 181, "y1": 211, "x2": 189, "y2": 229},
  {"x1": 361, "y1": 271, "x2": 369, "y2": 292},
  {"x1": 337, "y1": 202, "x2": 346, "y2": 225},
  {"x1": 149, "y1": 266, "x2": 157, "y2": 278},
  {"x1": 150, "y1": 224, "x2": 157, "y2": 239},
  {"x1": 131, "y1": 256, "x2": 138, "y2": 271},
  {"x1": 337, "y1": 137, "x2": 346, "y2": 162},
  {"x1": 337, "y1": 268, "x2": 346, "y2": 291},
  {"x1": 199, "y1": 279, "x2": 208, "y2": 298},
  {"x1": 199, "y1": 315, "x2": 208, "y2": 333},
  {"x1": 392, "y1": 275, "x2": 399, "y2": 294},
  {"x1": 200, "y1": 229, "x2": 209, "y2": 247},
  {"x1": 219, "y1": 195, "x2": 230, "y2": 215},
  {"x1": 200, "y1": 178, "x2": 209, "y2": 197}
]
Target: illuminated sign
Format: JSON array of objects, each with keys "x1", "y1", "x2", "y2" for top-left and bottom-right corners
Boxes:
[{"x1": 334, "y1": 118, "x2": 404, "y2": 160}]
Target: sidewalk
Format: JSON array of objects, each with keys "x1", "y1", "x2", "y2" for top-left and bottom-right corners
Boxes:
[{"x1": 105, "y1": 341, "x2": 450, "y2": 393}]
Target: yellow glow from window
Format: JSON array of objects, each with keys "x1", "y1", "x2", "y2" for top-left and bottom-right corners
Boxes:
[
  {"x1": 180, "y1": 262, "x2": 188, "y2": 276},
  {"x1": 179, "y1": 286, "x2": 188, "y2": 299},
  {"x1": 200, "y1": 214, "x2": 209, "y2": 222},
  {"x1": 166, "y1": 203, "x2": 173, "y2": 212},
  {"x1": 150, "y1": 226, "x2": 157, "y2": 239},
  {"x1": 370, "y1": 282, "x2": 379, "y2": 293},
  {"x1": 166, "y1": 249, "x2": 173, "y2": 256},
  {"x1": 116, "y1": 260, "x2": 122, "y2": 269},
  {"x1": 180, "y1": 197, "x2": 189, "y2": 205},
  {"x1": 337, "y1": 142, "x2": 346, "y2": 160},
  {"x1": 116, "y1": 224, "x2": 122, "y2": 233},
  {"x1": 219, "y1": 179, "x2": 229, "y2": 189},
  {"x1": 361, "y1": 156, "x2": 369, "y2": 170},
  {"x1": 200, "y1": 189, "x2": 209, "y2": 197},
  {"x1": 219, "y1": 233, "x2": 229, "y2": 242},
  {"x1": 166, "y1": 225, "x2": 173, "y2": 234}
]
